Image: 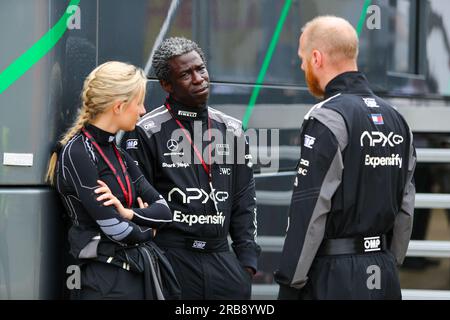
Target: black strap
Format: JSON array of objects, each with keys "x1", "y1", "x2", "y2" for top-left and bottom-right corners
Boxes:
[{"x1": 317, "y1": 235, "x2": 387, "y2": 256}]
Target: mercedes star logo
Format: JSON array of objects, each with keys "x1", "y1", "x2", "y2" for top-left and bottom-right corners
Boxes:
[{"x1": 167, "y1": 139, "x2": 179, "y2": 152}]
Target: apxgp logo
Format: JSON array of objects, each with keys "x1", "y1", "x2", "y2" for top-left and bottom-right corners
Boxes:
[
  {"x1": 168, "y1": 187, "x2": 229, "y2": 204},
  {"x1": 360, "y1": 131, "x2": 404, "y2": 147}
]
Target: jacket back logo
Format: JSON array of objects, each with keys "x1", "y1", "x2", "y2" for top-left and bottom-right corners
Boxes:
[{"x1": 360, "y1": 131, "x2": 404, "y2": 147}]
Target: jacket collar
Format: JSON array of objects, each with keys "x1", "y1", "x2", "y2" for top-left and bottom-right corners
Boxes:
[
  {"x1": 165, "y1": 96, "x2": 208, "y2": 121},
  {"x1": 84, "y1": 123, "x2": 116, "y2": 145},
  {"x1": 324, "y1": 71, "x2": 373, "y2": 99}
]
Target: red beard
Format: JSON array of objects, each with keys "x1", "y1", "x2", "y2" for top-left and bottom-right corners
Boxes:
[{"x1": 305, "y1": 59, "x2": 324, "y2": 99}]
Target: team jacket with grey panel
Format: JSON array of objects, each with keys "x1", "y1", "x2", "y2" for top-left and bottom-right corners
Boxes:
[
  {"x1": 121, "y1": 97, "x2": 260, "y2": 271},
  {"x1": 274, "y1": 72, "x2": 416, "y2": 292},
  {"x1": 56, "y1": 124, "x2": 172, "y2": 259}
]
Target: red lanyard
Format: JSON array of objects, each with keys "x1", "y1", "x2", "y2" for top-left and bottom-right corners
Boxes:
[
  {"x1": 165, "y1": 102, "x2": 213, "y2": 181},
  {"x1": 81, "y1": 128, "x2": 133, "y2": 208}
]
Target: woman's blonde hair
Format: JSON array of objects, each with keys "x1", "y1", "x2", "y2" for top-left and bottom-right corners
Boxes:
[{"x1": 46, "y1": 61, "x2": 147, "y2": 184}]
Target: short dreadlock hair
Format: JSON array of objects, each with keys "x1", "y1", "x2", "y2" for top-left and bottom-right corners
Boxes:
[{"x1": 152, "y1": 37, "x2": 207, "y2": 82}]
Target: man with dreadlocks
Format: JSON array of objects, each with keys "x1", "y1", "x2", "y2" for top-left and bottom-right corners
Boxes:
[{"x1": 121, "y1": 37, "x2": 260, "y2": 299}]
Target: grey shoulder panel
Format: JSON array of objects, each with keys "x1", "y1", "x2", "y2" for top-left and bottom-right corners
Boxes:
[
  {"x1": 304, "y1": 93, "x2": 341, "y2": 120},
  {"x1": 290, "y1": 148, "x2": 344, "y2": 289},
  {"x1": 137, "y1": 105, "x2": 172, "y2": 136},
  {"x1": 310, "y1": 107, "x2": 348, "y2": 151},
  {"x1": 209, "y1": 107, "x2": 243, "y2": 137}
]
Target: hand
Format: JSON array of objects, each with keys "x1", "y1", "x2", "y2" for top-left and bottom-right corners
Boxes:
[
  {"x1": 136, "y1": 197, "x2": 148, "y2": 209},
  {"x1": 95, "y1": 180, "x2": 133, "y2": 220},
  {"x1": 137, "y1": 197, "x2": 155, "y2": 237},
  {"x1": 244, "y1": 267, "x2": 255, "y2": 278}
]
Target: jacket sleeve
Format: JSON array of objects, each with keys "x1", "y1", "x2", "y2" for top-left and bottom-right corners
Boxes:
[
  {"x1": 274, "y1": 112, "x2": 345, "y2": 289},
  {"x1": 60, "y1": 136, "x2": 153, "y2": 245},
  {"x1": 122, "y1": 151, "x2": 172, "y2": 229},
  {"x1": 121, "y1": 126, "x2": 156, "y2": 184},
  {"x1": 230, "y1": 133, "x2": 261, "y2": 272},
  {"x1": 390, "y1": 128, "x2": 416, "y2": 265}
]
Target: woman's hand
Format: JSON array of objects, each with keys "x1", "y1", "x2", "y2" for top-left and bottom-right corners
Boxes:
[
  {"x1": 137, "y1": 197, "x2": 156, "y2": 237},
  {"x1": 137, "y1": 196, "x2": 148, "y2": 209},
  {"x1": 95, "y1": 180, "x2": 133, "y2": 220}
]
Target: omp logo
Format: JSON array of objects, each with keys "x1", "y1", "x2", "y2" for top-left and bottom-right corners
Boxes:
[
  {"x1": 173, "y1": 210, "x2": 225, "y2": 226},
  {"x1": 227, "y1": 120, "x2": 240, "y2": 131},
  {"x1": 168, "y1": 188, "x2": 229, "y2": 204},
  {"x1": 143, "y1": 120, "x2": 156, "y2": 130},
  {"x1": 192, "y1": 240, "x2": 206, "y2": 249},
  {"x1": 178, "y1": 110, "x2": 197, "y2": 118},
  {"x1": 360, "y1": 131, "x2": 404, "y2": 147},
  {"x1": 219, "y1": 167, "x2": 231, "y2": 175},
  {"x1": 364, "y1": 236, "x2": 381, "y2": 252},
  {"x1": 304, "y1": 135, "x2": 316, "y2": 149},
  {"x1": 227, "y1": 120, "x2": 242, "y2": 135},
  {"x1": 126, "y1": 139, "x2": 138, "y2": 150}
]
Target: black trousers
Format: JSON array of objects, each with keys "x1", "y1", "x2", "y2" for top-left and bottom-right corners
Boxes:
[
  {"x1": 161, "y1": 247, "x2": 252, "y2": 300},
  {"x1": 278, "y1": 252, "x2": 401, "y2": 300},
  {"x1": 72, "y1": 261, "x2": 144, "y2": 300}
]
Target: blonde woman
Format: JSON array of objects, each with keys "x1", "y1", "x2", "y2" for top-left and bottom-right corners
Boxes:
[{"x1": 47, "y1": 61, "x2": 179, "y2": 300}]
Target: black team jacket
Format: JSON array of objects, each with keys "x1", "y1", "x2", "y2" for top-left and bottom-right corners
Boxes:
[
  {"x1": 121, "y1": 97, "x2": 260, "y2": 271},
  {"x1": 275, "y1": 71, "x2": 416, "y2": 299}
]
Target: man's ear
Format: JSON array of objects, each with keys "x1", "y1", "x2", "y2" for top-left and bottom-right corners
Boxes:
[
  {"x1": 160, "y1": 79, "x2": 173, "y2": 94},
  {"x1": 311, "y1": 49, "x2": 323, "y2": 69}
]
